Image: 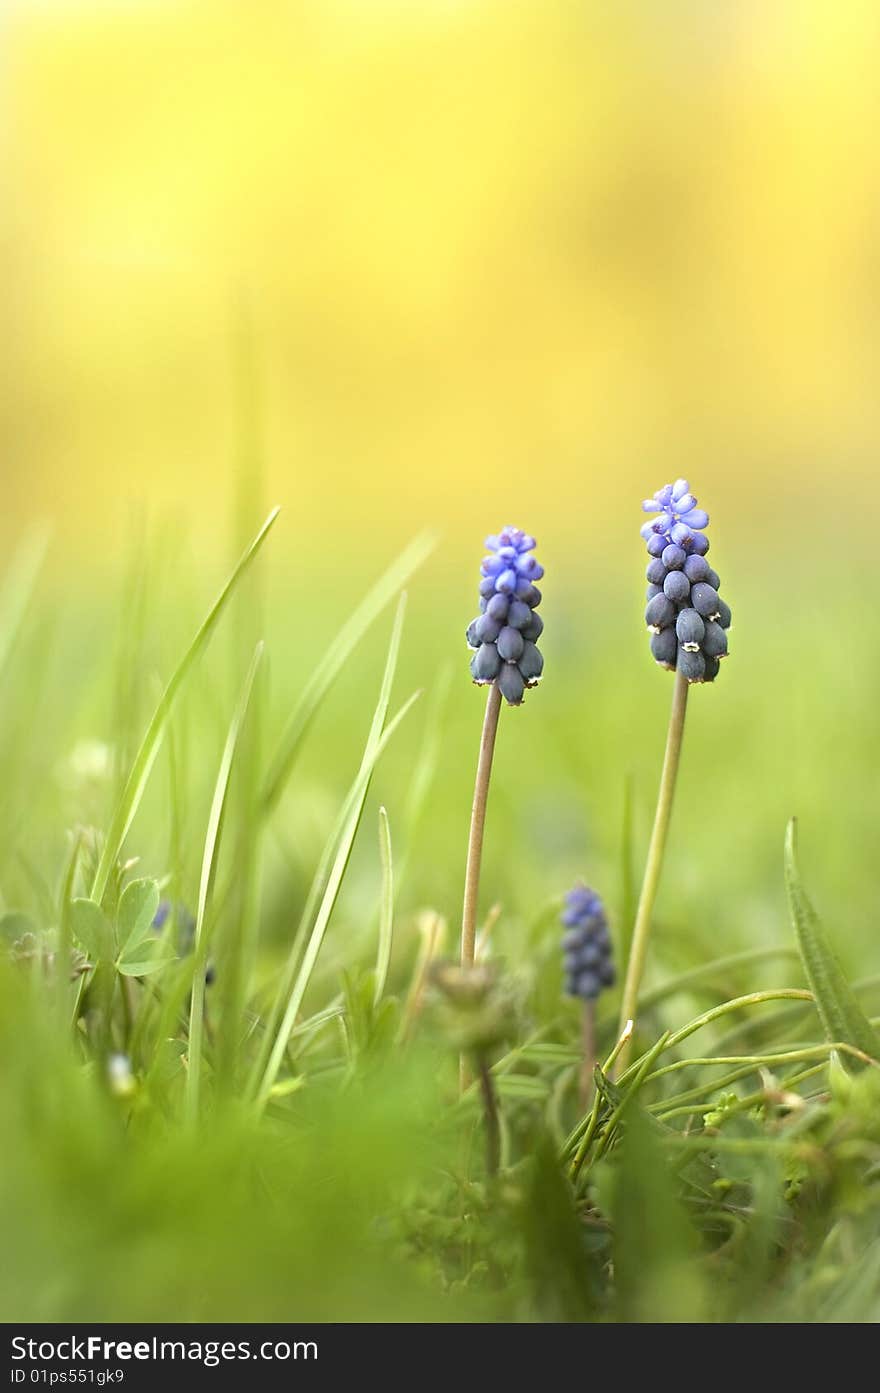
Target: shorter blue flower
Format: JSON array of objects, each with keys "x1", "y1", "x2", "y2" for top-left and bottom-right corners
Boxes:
[{"x1": 561, "y1": 885, "x2": 615, "y2": 1001}]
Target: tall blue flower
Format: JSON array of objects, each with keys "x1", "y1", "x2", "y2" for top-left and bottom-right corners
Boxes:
[
  {"x1": 641, "y1": 479, "x2": 731, "y2": 683},
  {"x1": 562, "y1": 885, "x2": 615, "y2": 1001},
  {"x1": 466, "y1": 526, "x2": 544, "y2": 705}
]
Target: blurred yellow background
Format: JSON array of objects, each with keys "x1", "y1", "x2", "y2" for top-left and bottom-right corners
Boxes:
[{"x1": 3, "y1": 0, "x2": 880, "y2": 573}]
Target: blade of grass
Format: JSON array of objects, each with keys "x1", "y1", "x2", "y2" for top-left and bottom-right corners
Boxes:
[
  {"x1": 90, "y1": 507, "x2": 280, "y2": 906},
  {"x1": 260, "y1": 532, "x2": 435, "y2": 813},
  {"x1": 374, "y1": 806, "x2": 393, "y2": 1006},
  {"x1": 186, "y1": 641, "x2": 264, "y2": 1123},
  {"x1": 784, "y1": 818, "x2": 880, "y2": 1065},
  {"x1": 252, "y1": 597, "x2": 417, "y2": 1107}
]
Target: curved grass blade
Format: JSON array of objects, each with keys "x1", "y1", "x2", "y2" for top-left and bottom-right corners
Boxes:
[
  {"x1": 91, "y1": 508, "x2": 279, "y2": 906},
  {"x1": 374, "y1": 806, "x2": 393, "y2": 1006},
  {"x1": 253, "y1": 596, "x2": 417, "y2": 1106},
  {"x1": 260, "y1": 531, "x2": 435, "y2": 813},
  {"x1": 0, "y1": 526, "x2": 49, "y2": 682},
  {"x1": 784, "y1": 817, "x2": 880, "y2": 1065},
  {"x1": 186, "y1": 641, "x2": 264, "y2": 1122}
]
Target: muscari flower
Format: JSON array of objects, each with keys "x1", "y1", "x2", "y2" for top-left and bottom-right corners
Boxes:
[
  {"x1": 466, "y1": 527, "x2": 544, "y2": 705},
  {"x1": 641, "y1": 479, "x2": 731, "y2": 683},
  {"x1": 562, "y1": 885, "x2": 615, "y2": 1001},
  {"x1": 152, "y1": 900, "x2": 215, "y2": 985}
]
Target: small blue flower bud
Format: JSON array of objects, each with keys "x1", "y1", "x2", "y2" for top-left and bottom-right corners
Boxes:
[
  {"x1": 677, "y1": 647, "x2": 706, "y2": 683},
  {"x1": 471, "y1": 643, "x2": 501, "y2": 681},
  {"x1": 646, "y1": 593, "x2": 676, "y2": 631},
  {"x1": 683, "y1": 554, "x2": 709, "y2": 583},
  {"x1": 650, "y1": 629, "x2": 678, "y2": 667},
  {"x1": 518, "y1": 641, "x2": 543, "y2": 681},
  {"x1": 690, "y1": 582, "x2": 721, "y2": 619},
  {"x1": 479, "y1": 576, "x2": 496, "y2": 598},
  {"x1": 690, "y1": 533, "x2": 710, "y2": 556},
  {"x1": 486, "y1": 592, "x2": 508, "y2": 622},
  {"x1": 497, "y1": 626, "x2": 524, "y2": 662},
  {"x1": 663, "y1": 570, "x2": 690, "y2": 604},
  {"x1": 466, "y1": 620, "x2": 479, "y2": 648},
  {"x1": 675, "y1": 608, "x2": 705, "y2": 649},
  {"x1": 716, "y1": 597, "x2": 732, "y2": 630},
  {"x1": 475, "y1": 614, "x2": 501, "y2": 644},
  {"x1": 497, "y1": 662, "x2": 525, "y2": 705},
  {"x1": 705, "y1": 566, "x2": 721, "y2": 591},
  {"x1": 497, "y1": 568, "x2": 518, "y2": 594},
  {"x1": 522, "y1": 611, "x2": 543, "y2": 642},
  {"x1": 662, "y1": 544, "x2": 686, "y2": 570},
  {"x1": 701, "y1": 620, "x2": 728, "y2": 659},
  {"x1": 516, "y1": 581, "x2": 542, "y2": 607},
  {"x1": 506, "y1": 598, "x2": 532, "y2": 629},
  {"x1": 561, "y1": 884, "x2": 615, "y2": 1001},
  {"x1": 703, "y1": 655, "x2": 720, "y2": 682},
  {"x1": 646, "y1": 558, "x2": 667, "y2": 586},
  {"x1": 647, "y1": 534, "x2": 667, "y2": 558}
]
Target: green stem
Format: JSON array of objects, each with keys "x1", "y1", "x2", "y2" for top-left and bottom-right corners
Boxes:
[
  {"x1": 580, "y1": 999, "x2": 596, "y2": 1111},
  {"x1": 460, "y1": 682, "x2": 502, "y2": 1089},
  {"x1": 617, "y1": 671, "x2": 689, "y2": 1072},
  {"x1": 476, "y1": 1052, "x2": 501, "y2": 1177}
]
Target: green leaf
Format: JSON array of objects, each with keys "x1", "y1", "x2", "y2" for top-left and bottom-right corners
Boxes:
[
  {"x1": 611, "y1": 1103, "x2": 704, "y2": 1322},
  {"x1": 784, "y1": 818, "x2": 880, "y2": 1065},
  {"x1": 253, "y1": 594, "x2": 419, "y2": 1107},
  {"x1": 117, "y1": 951, "x2": 171, "y2": 978},
  {"x1": 70, "y1": 899, "x2": 114, "y2": 963},
  {"x1": 116, "y1": 878, "x2": 160, "y2": 959},
  {"x1": 260, "y1": 531, "x2": 435, "y2": 812},
  {"x1": 90, "y1": 506, "x2": 280, "y2": 906},
  {"x1": 186, "y1": 641, "x2": 265, "y2": 1121}
]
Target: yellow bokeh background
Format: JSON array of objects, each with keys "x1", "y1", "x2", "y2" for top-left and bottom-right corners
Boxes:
[{"x1": 3, "y1": 0, "x2": 880, "y2": 574}]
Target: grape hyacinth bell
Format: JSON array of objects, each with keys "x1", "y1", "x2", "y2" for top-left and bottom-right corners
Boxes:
[
  {"x1": 466, "y1": 526, "x2": 544, "y2": 706},
  {"x1": 642, "y1": 479, "x2": 731, "y2": 683},
  {"x1": 562, "y1": 884, "x2": 615, "y2": 1108},
  {"x1": 562, "y1": 885, "x2": 615, "y2": 1002}
]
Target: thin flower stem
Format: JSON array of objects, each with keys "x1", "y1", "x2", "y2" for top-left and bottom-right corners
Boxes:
[
  {"x1": 580, "y1": 999, "x2": 596, "y2": 1111},
  {"x1": 460, "y1": 681, "x2": 502, "y2": 1089},
  {"x1": 476, "y1": 1051, "x2": 501, "y2": 1177},
  {"x1": 617, "y1": 670, "x2": 689, "y2": 1073}
]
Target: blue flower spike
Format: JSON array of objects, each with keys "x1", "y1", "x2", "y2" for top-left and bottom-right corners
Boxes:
[
  {"x1": 562, "y1": 885, "x2": 616, "y2": 1002},
  {"x1": 466, "y1": 527, "x2": 544, "y2": 704},
  {"x1": 641, "y1": 480, "x2": 731, "y2": 683}
]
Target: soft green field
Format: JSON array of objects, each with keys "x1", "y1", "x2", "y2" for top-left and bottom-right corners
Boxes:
[{"x1": 2, "y1": 510, "x2": 879, "y2": 1323}]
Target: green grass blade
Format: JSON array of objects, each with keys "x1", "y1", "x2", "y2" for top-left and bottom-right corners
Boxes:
[
  {"x1": 90, "y1": 507, "x2": 280, "y2": 905},
  {"x1": 260, "y1": 531, "x2": 435, "y2": 812},
  {"x1": 0, "y1": 526, "x2": 49, "y2": 680},
  {"x1": 784, "y1": 817, "x2": 880, "y2": 1064},
  {"x1": 253, "y1": 595, "x2": 416, "y2": 1106},
  {"x1": 374, "y1": 806, "x2": 393, "y2": 1006},
  {"x1": 618, "y1": 771, "x2": 636, "y2": 969},
  {"x1": 186, "y1": 641, "x2": 265, "y2": 1122}
]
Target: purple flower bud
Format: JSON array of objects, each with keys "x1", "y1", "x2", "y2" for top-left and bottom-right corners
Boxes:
[
  {"x1": 471, "y1": 643, "x2": 501, "y2": 682},
  {"x1": 663, "y1": 571, "x2": 690, "y2": 604},
  {"x1": 497, "y1": 626, "x2": 524, "y2": 662},
  {"x1": 683, "y1": 554, "x2": 709, "y2": 583},
  {"x1": 646, "y1": 593, "x2": 676, "y2": 631},
  {"x1": 647, "y1": 534, "x2": 667, "y2": 558},
  {"x1": 469, "y1": 527, "x2": 544, "y2": 703},
  {"x1": 497, "y1": 662, "x2": 525, "y2": 705},
  {"x1": 690, "y1": 582, "x2": 720, "y2": 619},
  {"x1": 701, "y1": 620, "x2": 728, "y2": 659},
  {"x1": 646, "y1": 558, "x2": 667, "y2": 586},
  {"x1": 561, "y1": 884, "x2": 615, "y2": 1002},
  {"x1": 474, "y1": 614, "x2": 500, "y2": 644},
  {"x1": 650, "y1": 629, "x2": 677, "y2": 668},
  {"x1": 486, "y1": 592, "x2": 509, "y2": 622},
  {"x1": 662, "y1": 544, "x2": 686, "y2": 570},
  {"x1": 676, "y1": 608, "x2": 705, "y2": 649},
  {"x1": 518, "y1": 641, "x2": 543, "y2": 681},
  {"x1": 506, "y1": 599, "x2": 532, "y2": 630},
  {"x1": 677, "y1": 648, "x2": 706, "y2": 683}
]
